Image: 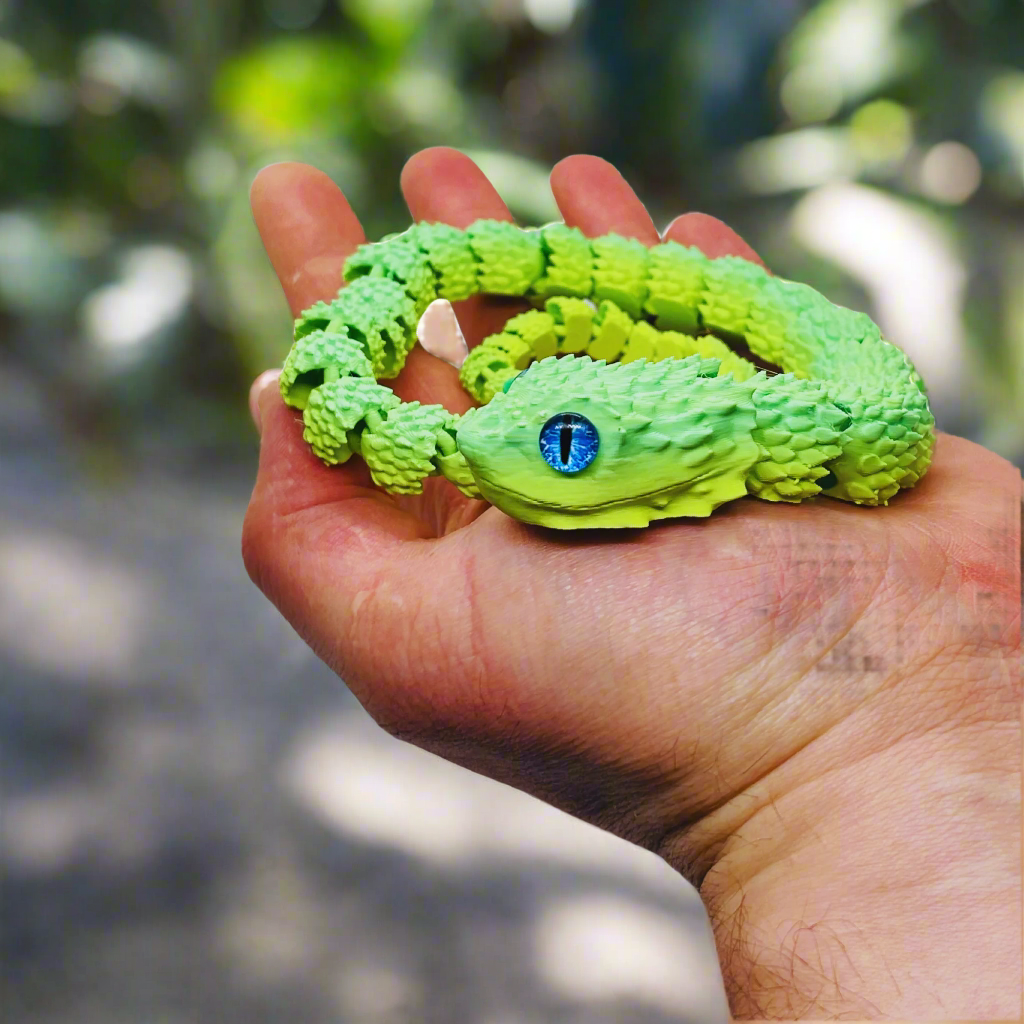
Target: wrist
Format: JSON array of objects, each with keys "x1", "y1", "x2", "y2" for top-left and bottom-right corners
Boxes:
[{"x1": 662, "y1": 647, "x2": 1020, "y2": 1018}]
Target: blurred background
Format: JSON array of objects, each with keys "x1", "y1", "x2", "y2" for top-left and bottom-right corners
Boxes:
[{"x1": 1, "y1": 0, "x2": 1021, "y2": 1022}]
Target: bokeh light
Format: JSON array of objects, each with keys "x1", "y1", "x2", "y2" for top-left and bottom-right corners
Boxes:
[{"x1": 917, "y1": 141, "x2": 983, "y2": 204}]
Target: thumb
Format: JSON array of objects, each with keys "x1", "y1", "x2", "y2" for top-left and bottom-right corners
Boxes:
[
  {"x1": 242, "y1": 376, "x2": 490, "y2": 738},
  {"x1": 245, "y1": 369, "x2": 422, "y2": 529},
  {"x1": 241, "y1": 374, "x2": 440, "y2": 681},
  {"x1": 248, "y1": 368, "x2": 282, "y2": 438}
]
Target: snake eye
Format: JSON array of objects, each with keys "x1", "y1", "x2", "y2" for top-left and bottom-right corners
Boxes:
[{"x1": 539, "y1": 412, "x2": 599, "y2": 474}]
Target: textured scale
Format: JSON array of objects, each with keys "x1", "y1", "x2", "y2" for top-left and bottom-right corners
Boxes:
[
  {"x1": 302, "y1": 377, "x2": 401, "y2": 465},
  {"x1": 278, "y1": 219, "x2": 935, "y2": 529},
  {"x1": 280, "y1": 329, "x2": 374, "y2": 409},
  {"x1": 360, "y1": 402, "x2": 451, "y2": 495},
  {"x1": 533, "y1": 223, "x2": 594, "y2": 298}
]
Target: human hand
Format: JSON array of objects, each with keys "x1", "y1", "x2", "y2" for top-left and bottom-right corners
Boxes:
[{"x1": 244, "y1": 148, "x2": 1021, "y2": 1019}]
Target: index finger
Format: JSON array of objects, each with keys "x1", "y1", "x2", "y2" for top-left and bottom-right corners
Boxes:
[{"x1": 250, "y1": 162, "x2": 366, "y2": 317}]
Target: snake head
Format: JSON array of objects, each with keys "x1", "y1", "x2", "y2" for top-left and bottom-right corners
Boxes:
[{"x1": 455, "y1": 355, "x2": 759, "y2": 529}]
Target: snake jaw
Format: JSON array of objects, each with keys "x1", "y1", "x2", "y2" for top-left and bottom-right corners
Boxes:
[{"x1": 416, "y1": 298, "x2": 469, "y2": 369}]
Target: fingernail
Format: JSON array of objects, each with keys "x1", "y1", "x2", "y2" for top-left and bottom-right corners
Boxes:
[
  {"x1": 249, "y1": 369, "x2": 281, "y2": 436},
  {"x1": 659, "y1": 214, "x2": 685, "y2": 240}
]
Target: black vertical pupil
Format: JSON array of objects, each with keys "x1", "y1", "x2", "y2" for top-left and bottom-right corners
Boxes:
[
  {"x1": 539, "y1": 411, "x2": 599, "y2": 475},
  {"x1": 559, "y1": 421, "x2": 573, "y2": 464}
]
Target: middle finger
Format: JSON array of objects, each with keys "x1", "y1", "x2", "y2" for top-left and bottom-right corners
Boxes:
[{"x1": 550, "y1": 155, "x2": 660, "y2": 244}]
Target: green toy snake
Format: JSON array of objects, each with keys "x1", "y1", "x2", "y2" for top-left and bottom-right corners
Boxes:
[{"x1": 279, "y1": 220, "x2": 934, "y2": 529}]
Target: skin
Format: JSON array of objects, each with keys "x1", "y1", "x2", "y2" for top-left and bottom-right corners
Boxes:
[{"x1": 244, "y1": 148, "x2": 1022, "y2": 1019}]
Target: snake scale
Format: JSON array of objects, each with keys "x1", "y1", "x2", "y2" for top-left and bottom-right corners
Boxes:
[{"x1": 279, "y1": 219, "x2": 935, "y2": 529}]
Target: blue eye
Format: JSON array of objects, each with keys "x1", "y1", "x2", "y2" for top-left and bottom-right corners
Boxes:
[{"x1": 539, "y1": 413, "x2": 599, "y2": 474}]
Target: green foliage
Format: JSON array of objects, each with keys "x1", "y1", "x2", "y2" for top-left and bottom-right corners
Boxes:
[
  {"x1": 340, "y1": 0, "x2": 432, "y2": 50},
  {"x1": 215, "y1": 37, "x2": 364, "y2": 143}
]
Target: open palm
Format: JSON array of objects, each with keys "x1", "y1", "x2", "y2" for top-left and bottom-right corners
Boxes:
[{"x1": 244, "y1": 148, "x2": 1020, "y2": 1018}]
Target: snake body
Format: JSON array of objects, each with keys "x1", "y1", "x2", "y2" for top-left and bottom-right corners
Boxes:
[{"x1": 279, "y1": 220, "x2": 934, "y2": 529}]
